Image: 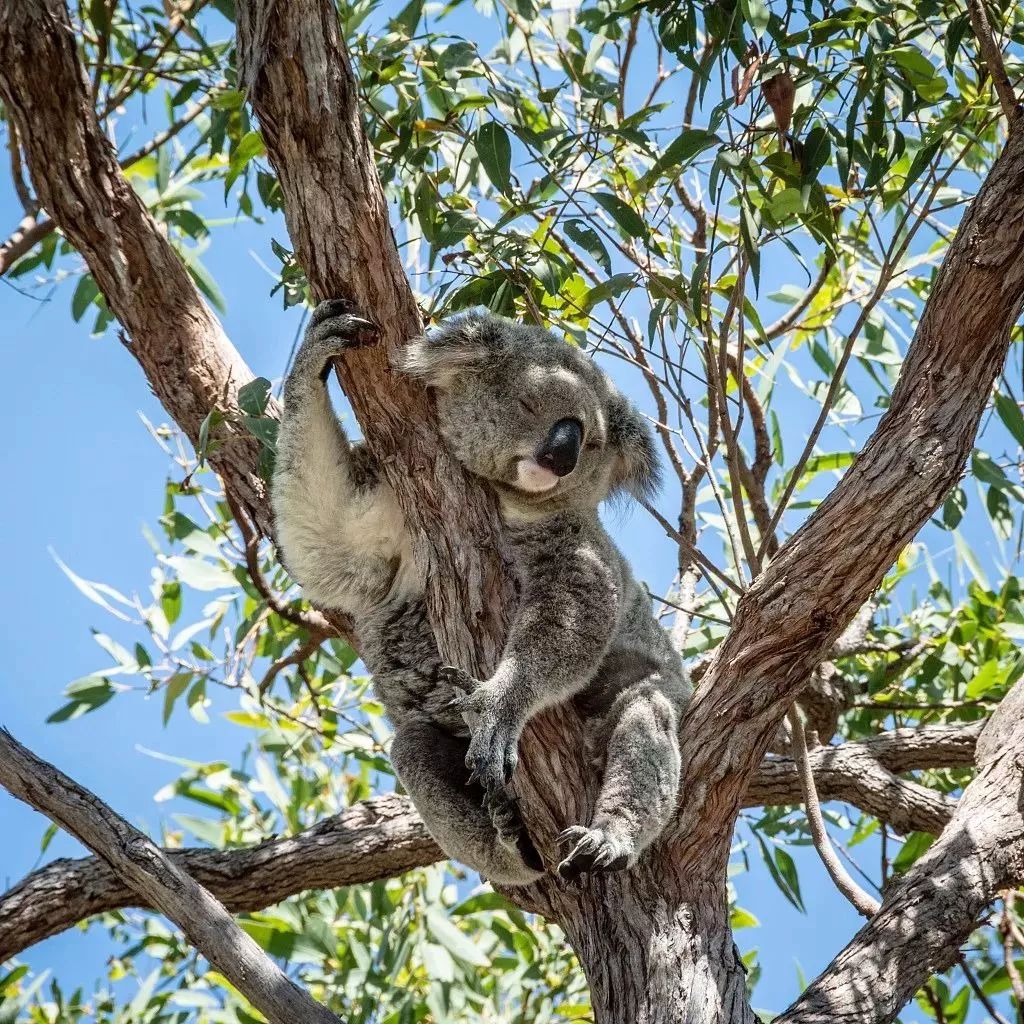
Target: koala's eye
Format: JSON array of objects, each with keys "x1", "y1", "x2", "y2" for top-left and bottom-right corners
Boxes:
[{"x1": 518, "y1": 398, "x2": 539, "y2": 417}]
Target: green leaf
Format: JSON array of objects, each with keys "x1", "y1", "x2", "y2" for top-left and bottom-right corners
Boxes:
[
  {"x1": 163, "y1": 672, "x2": 193, "y2": 726},
  {"x1": 238, "y1": 377, "x2": 273, "y2": 416},
  {"x1": 39, "y1": 822, "x2": 58, "y2": 855},
  {"x1": 965, "y1": 658, "x2": 1004, "y2": 699},
  {"x1": 650, "y1": 129, "x2": 719, "y2": 180},
  {"x1": 47, "y1": 679, "x2": 116, "y2": 723},
  {"x1": 71, "y1": 275, "x2": 99, "y2": 322},
  {"x1": 893, "y1": 831, "x2": 935, "y2": 873},
  {"x1": 563, "y1": 219, "x2": 612, "y2": 275},
  {"x1": 594, "y1": 192, "x2": 648, "y2": 240},
  {"x1": 796, "y1": 451, "x2": 855, "y2": 489},
  {"x1": 730, "y1": 907, "x2": 760, "y2": 929},
  {"x1": 241, "y1": 415, "x2": 279, "y2": 450},
  {"x1": 425, "y1": 910, "x2": 489, "y2": 966},
  {"x1": 225, "y1": 130, "x2": 266, "y2": 194},
  {"x1": 994, "y1": 391, "x2": 1024, "y2": 448},
  {"x1": 476, "y1": 121, "x2": 512, "y2": 194},
  {"x1": 581, "y1": 272, "x2": 635, "y2": 311},
  {"x1": 162, "y1": 555, "x2": 238, "y2": 591}
]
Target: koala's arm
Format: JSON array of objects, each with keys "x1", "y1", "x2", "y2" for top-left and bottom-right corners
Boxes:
[
  {"x1": 497, "y1": 537, "x2": 619, "y2": 714},
  {"x1": 447, "y1": 524, "x2": 619, "y2": 796},
  {"x1": 272, "y1": 302, "x2": 401, "y2": 612}
]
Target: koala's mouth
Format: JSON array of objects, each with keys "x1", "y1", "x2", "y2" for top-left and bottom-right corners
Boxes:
[{"x1": 513, "y1": 457, "x2": 563, "y2": 493}]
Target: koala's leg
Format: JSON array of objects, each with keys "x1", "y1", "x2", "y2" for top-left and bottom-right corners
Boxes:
[
  {"x1": 273, "y1": 301, "x2": 407, "y2": 611},
  {"x1": 390, "y1": 719, "x2": 544, "y2": 886},
  {"x1": 558, "y1": 680, "x2": 681, "y2": 880}
]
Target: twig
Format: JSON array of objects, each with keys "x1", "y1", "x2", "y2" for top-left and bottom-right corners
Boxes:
[
  {"x1": 0, "y1": 728, "x2": 341, "y2": 1024},
  {"x1": 958, "y1": 951, "x2": 1011, "y2": 1024},
  {"x1": 764, "y1": 253, "x2": 836, "y2": 341},
  {"x1": 640, "y1": 499, "x2": 744, "y2": 597},
  {"x1": 258, "y1": 632, "x2": 325, "y2": 698},
  {"x1": 966, "y1": 0, "x2": 1021, "y2": 124},
  {"x1": 999, "y1": 893, "x2": 1024, "y2": 1016},
  {"x1": 787, "y1": 706, "x2": 881, "y2": 919}
]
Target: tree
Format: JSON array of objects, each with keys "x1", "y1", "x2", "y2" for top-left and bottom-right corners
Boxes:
[{"x1": 2, "y1": 0, "x2": 1024, "y2": 1020}]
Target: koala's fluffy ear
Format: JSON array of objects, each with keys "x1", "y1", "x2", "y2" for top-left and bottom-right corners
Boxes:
[
  {"x1": 394, "y1": 313, "x2": 493, "y2": 389},
  {"x1": 607, "y1": 392, "x2": 661, "y2": 502}
]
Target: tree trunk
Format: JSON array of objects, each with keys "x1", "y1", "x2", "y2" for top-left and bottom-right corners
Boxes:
[{"x1": 560, "y1": 851, "x2": 755, "y2": 1024}]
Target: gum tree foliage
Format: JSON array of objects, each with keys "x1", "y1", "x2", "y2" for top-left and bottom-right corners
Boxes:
[{"x1": 2, "y1": 0, "x2": 1024, "y2": 1021}]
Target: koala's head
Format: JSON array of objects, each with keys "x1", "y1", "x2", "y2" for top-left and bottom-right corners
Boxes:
[{"x1": 397, "y1": 313, "x2": 660, "y2": 515}]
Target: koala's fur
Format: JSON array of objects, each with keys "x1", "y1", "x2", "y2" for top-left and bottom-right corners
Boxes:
[{"x1": 272, "y1": 300, "x2": 691, "y2": 884}]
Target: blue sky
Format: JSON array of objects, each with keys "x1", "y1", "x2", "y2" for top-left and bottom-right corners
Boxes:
[{"x1": 0, "y1": 7, "x2": 1015, "y2": 1022}]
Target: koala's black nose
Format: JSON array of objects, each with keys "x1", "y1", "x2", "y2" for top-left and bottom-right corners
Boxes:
[{"x1": 536, "y1": 418, "x2": 583, "y2": 477}]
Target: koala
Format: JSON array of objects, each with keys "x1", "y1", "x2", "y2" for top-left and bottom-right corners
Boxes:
[{"x1": 272, "y1": 299, "x2": 690, "y2": 885}]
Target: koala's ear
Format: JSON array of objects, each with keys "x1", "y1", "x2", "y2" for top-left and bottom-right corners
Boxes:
[
  {"x1": 394, "y1": 313, "x2": 492, "y2": 389},
  {"x1": 607, "y1": 393, "x2": 661, "y2": 502}
]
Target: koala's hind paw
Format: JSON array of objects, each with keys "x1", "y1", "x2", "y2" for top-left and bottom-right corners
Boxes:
[{"x1": 557, "y1": 825, "x2": 633, "y2": 881}]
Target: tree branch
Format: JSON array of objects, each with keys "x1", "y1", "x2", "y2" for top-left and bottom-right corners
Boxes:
[
  {"x1": 0, "y1": 729, "x2": 341, "y2": 1024},
  {"x1": 0, "y1": 724, "x2": 975, "y2": 961},
  {"x1": 672, "y1": 124, "x2": 1024, "y2": 863},
  {"x1": 0, "y1": 0, "x2": 272, "y2": 534},
  {"x1": 786, "y1": 706, "x2": 881, "y2": 918},
  {"x1": 966, "y1": 0, "x2": 1021, "y2": 124},
  {"x1": 778, "y1": 678, "x2": 1024, "y2": 1024}
]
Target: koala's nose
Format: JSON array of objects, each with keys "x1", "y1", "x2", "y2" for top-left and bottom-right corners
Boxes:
[{"x1": 536, "y1": 418, "x2": 583, "y2": 477}]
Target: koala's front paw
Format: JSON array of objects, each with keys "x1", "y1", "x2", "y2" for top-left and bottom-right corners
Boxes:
[
  {"x1": 441, "y1": 665, "x2": 521, "y2": 801},
  {"x1": 557, "y1": 825, "x2": 633, "y2": 881},
  {"x1": 299, "y1": 299, "x2": 380, "y2": 379}
]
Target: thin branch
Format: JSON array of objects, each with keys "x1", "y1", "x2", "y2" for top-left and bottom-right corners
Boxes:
[
  {"x1": 787, "y1": 706, "x2": 881, "y2": 918},
  {"x1": 958, "y1": 952, "x2": 1011, "y2": 1024},
  {"x1": 763, "y1": 254, "x2": 837, "y2": 341},
  {"x1": 0, "y1": 728, "x2": 341, "y2": 1024},
  {"x1": 966, "y1": 0, "x2": 1021, "y2": 124}
]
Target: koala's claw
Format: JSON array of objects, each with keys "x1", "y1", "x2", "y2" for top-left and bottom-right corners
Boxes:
[
  {"x1": 557, "y1": 825, "x2": 632, "y2": 881},
  {"x1": 439, "y1": 665, "x2": 478, "y2": 695},
  {"x1": 303, "y1": 300, "x2": 380, "y2": 372}
]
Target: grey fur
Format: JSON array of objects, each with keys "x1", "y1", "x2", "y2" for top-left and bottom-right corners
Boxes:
[{"x1": 272, "y1": 301, "x2": 690, "y2": 885}]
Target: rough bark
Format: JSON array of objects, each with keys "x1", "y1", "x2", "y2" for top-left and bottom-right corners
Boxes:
[
  {"x1": 778, "y1": 679, "x2": 1024, "y2": 1023},
  {"x1": 0, "y1": 730, "x2": 341, "y2": 1024},
  {"x1": 0, "y1": 793, "x2": 440, "y2": 963},
  {"x1": 0, "y1": 0, "x2": 271, "y2": 534},
  {"x1": 1, "y1": 725, "x2": 969, "y2": 962}
]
